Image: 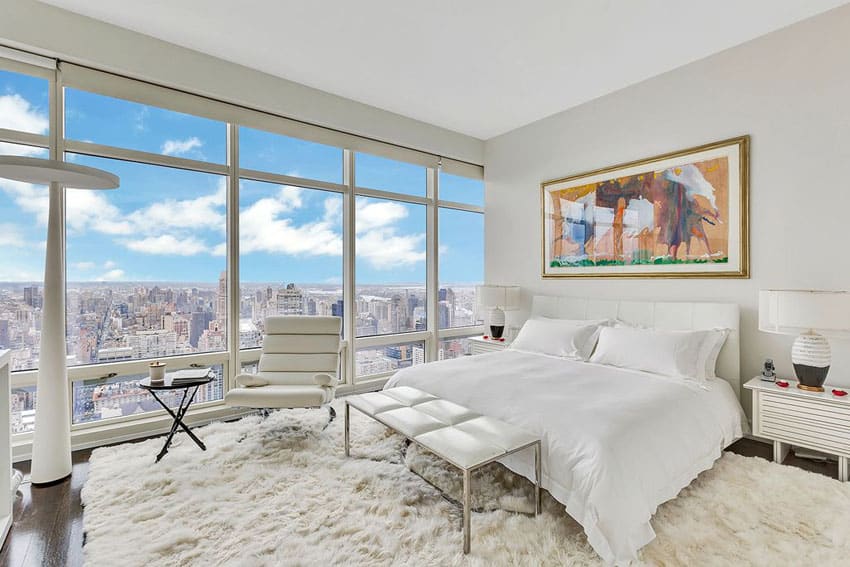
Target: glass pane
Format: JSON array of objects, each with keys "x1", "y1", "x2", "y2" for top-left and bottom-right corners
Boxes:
[
  {"x1": 356, "y1": 341, "x2": 425, "y2": 379},
  {"x1": 64, "y1": 154, "x2": 227, "y2": 366},
  {"x1": 355, "y1": 197, "x2": 426, "y2": 336},
  {"x1": 0, "y1": 70, "x2": 49, "y2": 135},
  {"x1": 11, "y1": 385, "x2": 36, "y2": 434},
  {"x1": 72, "y1": 364, "x2": 224, "y2": 424},
  {"x1": 440, "y1": 172, "x2": 484, "y2": 207},
  {"x1": 355, "y1": 153, "x2": 425, "y2": 197},
  {"x1": 239, "y1": 127, "x2": 343, "y2": 184},
  {"x1": 438, "y1": 209, "x2": 484, "y2": 329},
  {"x1": 438, "y1": 336, "x2": 475, "y2": 360},
  {"x1": 0, "y1": 145, "x2": 49, "y2": 370},
  {"x1": 65, "y1": 88, "x2": 226, "y2": 162},
  {"x1": 239, "y1": 179, "x2": 343, "y2": 348}
]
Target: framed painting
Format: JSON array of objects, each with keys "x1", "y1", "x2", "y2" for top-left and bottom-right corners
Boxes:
[{"x1": 541, "y1": 136, "x2": 749, "y2": 278}]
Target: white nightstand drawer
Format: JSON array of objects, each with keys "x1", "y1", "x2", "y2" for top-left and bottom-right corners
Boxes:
[
  {"x1": 761, "y1": 391, "x2": 850, "y2": 426},
  {"x1": 469, "y1": 336, "x2": 509, "y2": 355}
]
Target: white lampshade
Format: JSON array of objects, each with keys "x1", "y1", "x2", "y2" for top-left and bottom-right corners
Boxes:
[
  {"x1": 476, "y1": 285, "x2": 520, "y2": 310},
  {"x1": 759, "y1": 289, "x2": 850, "y2": 339}
]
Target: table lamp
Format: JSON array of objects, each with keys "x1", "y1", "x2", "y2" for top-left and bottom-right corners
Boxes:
[
  {"x1": 759, "y1": 289, "x2": 850, "y2": 392},
  {"x1": 476, "y1": 285, "x2": 520, "y2": 339},
  {"x1": 0, "y1": 156, "x2": 118, "y2": 484}
]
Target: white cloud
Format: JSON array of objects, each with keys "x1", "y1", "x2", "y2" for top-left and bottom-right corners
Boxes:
[
  {"x1": 71, "y1": 261, "x2": 96, "y2": 271},
  {"x1": 357, "y1": 229, "x2": 426, "y2": 269},
  {"x1": 96, "y1": 269, "x2": 125, "y2": 281},
  {"x1": 0, "y1": 224, "x2": 26, "y2": 248},
  {"x1": 124, "y1": 235, "x2": 209, "y2": 256},
  {"x1": 66, "y1": 189, "x2": 133, "y2": 235},
  {"x1": 0, "y1": 142, "x2": 48, "y2": 158},
  {"x1": 0, "y1": 94, "x2": 48, "y2": 133},
  {"x1": 160, "y1": 137, "x2": 202, "y2": 157},
  {"x1": 103, "y1": 260, "x2": 117, "y2": 269},
  {"x1": 239, "y1": 188, "x2": 340, "y2": 257},
  {"x1": 126, "y1": 182, "x2": 225, "y2": 233},
  {"x1": 134, "y1": 107, "x2": 148, "y2": 133},
  {"x1": 353, "y1": 197, "x2": 425, "y2": 269},
  {"x1": 355, "y1": 199, "x2": 408, "y2": 233},
  {"x1": 211, "y1": 242, "x2": 226, "y2": 257}
]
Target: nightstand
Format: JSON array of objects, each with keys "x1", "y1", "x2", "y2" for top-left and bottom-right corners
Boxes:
[
  {"x1": 469, "y1": 335, "x2": 510, "y2": 355},
  {"x1": 744, "y1": 377, "x2": 850, "y2": 481}
]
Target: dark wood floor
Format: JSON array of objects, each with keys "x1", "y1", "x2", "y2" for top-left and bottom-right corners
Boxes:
[{"x1": 0, "y1": 437, "x2": 838, "y2": 567}]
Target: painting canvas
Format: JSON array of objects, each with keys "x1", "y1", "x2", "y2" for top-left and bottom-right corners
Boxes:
[{"x1": 542, "y1": 136, "x2": 748, "y2": 278}]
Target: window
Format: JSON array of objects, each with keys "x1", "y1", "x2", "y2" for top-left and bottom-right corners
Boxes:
[
  {"x1": 0, "y1": 67, "x2": 51, "y2": 373},
  {"x1": 238, "y1": 180, "x2": 343, "y2": 348},
  {"x1": 355, "y1": 153, "x2": 426, "y2": 197},
  {"x1": 0, "y1": 55, "x2": 485, "y2": 440},
  {"x1": 64, "y1": 155, "x2": 228, "y2": 366},
  {"x1": 354, "y1": 197, "x2": 427, "y2": 336},
  {"x1": 356, "y1": 341, "x2": 425, "y2": 379},
  {"x1": 440, "y1": 172, "x2": 485, "y2": 207},
  {"x1": 72, "y1": 364, "x2": 224, "y2": 424},
  {"x1": 11, "y1": 386, "x2": 36, "y2": 434},
  {"x1": 438, "y1": 336, "x2": 475, "y2": 360},
  {"x1": 239, "y1": 127, "x2": 343, "y2": 184},
  {"x1": 65, "y1": 88, "x2": 227, "y2": 163},
  {"x1": 0, "y1": 70, "x2": 49, "y2": 136},
  {"x1": 438, "y1": 208, "x2": 484, "y2": 329}
]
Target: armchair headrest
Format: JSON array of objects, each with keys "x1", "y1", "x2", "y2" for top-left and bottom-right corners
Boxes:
[{"x1": 264, "y1": 316, "x2": 341, "y2": 335}]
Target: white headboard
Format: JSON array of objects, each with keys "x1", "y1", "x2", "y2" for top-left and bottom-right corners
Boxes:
[{"x1": 531, "y1": 295, "x2": 741, "y2": 399}]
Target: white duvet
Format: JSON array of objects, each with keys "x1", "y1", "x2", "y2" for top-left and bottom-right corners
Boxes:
[{"x1": 385, "y1": 350, "x2": 747, "y2": 565}]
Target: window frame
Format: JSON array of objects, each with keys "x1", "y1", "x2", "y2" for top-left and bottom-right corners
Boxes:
[{"x1": 0, "y1": 51, "x2": 484, "y2": 454}]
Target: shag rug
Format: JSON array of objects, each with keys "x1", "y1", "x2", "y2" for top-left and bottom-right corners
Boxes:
[{"x1": 82, "y1": 401, "x2": 850, "y2": 566}]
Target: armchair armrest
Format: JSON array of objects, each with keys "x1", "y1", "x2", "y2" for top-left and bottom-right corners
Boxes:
[
  {"x1": 235, "y1": 373, "x2": 269, "y2": 388},
  {"x1": 313, "y1": 373, "x2": 336, "y2": 388}
]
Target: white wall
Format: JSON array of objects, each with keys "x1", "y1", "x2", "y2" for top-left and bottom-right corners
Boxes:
[
  {"x1": 0, "y1": 0, "x2": 483, "y2": 165},
  {"x1": 484, "y1": 5, "x2": 850, "y2": 398}
]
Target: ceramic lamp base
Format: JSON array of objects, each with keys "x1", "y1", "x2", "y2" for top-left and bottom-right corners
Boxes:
[
  {"x1": 792, "y1": 331, "x2": 830, "y2": 393},
  {"x1": 488, "y1": 307, "x2": 506, "y2": 339}
]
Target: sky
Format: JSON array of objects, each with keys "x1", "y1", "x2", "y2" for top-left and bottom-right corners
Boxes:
[{"x1": 0, "y1": 69, "x2": 483, "y2": 287}]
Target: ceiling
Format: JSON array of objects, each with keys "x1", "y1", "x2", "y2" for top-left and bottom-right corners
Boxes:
[{"x1": 39, "y1": 0, "x2": 849, "y2": 139}]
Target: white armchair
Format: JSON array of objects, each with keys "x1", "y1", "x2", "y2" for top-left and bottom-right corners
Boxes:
[{"x1": 225, "y1": 316, "x2": 342, "y2": 421}]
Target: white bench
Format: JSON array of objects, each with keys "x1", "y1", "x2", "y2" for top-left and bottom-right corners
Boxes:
[{"x1": 344, "y1": 386, "x2": 541, "y2": 554}]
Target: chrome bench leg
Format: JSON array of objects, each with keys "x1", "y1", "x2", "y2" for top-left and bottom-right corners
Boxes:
[{"x1": 463, "y1": 468, "x2": 471, "y2": 554}]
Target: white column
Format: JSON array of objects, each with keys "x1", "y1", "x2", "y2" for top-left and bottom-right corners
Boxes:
[{"x1": 30, "y1": 181, "x2": 72, "y2": 484}]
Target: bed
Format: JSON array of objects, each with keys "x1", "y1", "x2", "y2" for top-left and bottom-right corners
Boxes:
[{"x1": 385, "y1": 296, "x2": 748, "y2": 565}]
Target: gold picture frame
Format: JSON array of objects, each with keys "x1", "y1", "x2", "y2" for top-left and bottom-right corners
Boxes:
[{"x1": 541, "y1": 135, "x2": 749, "y2": 279}]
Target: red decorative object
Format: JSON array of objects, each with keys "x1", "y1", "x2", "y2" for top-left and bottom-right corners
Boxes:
[
  {"x1": 498, "y1": 337, "x2": 505, "y2": 342},
  {"x1": 832, "y1": 389, "x2": 848, "y2": 397},
  {"x1": 776, "y1": 381, "x2": 789, "y2": 388},
  {"x1": 483, "y1": 336, "x2": 489, "y2": 340}
]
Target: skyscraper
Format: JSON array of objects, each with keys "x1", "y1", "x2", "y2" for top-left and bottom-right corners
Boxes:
[
  {"x1": 276, "y1": 283, "x2": 304, "y2": 315},
  {"x1": 216, "y1": 271, "x2": 227, "y2": 323}
]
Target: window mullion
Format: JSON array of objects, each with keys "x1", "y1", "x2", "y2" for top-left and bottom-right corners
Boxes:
[
  {"x1": 343, "y1": 149, "x2": 356, "y2": 385},
  {"x1": 226, "y1": 123, "x2": 240, "y2": 391},
  {"x1": 426, "y1": 167, "x2": 438, "y2": 362}
]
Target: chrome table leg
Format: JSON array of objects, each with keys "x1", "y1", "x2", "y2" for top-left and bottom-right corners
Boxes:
[{"x1": 344, "y1": 401, "x2": 350, "y2": 457}]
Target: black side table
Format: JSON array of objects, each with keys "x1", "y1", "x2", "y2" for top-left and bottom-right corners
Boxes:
[{"x1": 139, "y1": 374, "x2": 214, "y2": 462}]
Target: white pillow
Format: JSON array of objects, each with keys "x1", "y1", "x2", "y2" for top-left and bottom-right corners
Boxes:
[
  {"x1": 509, "y1": 318, "x2": 602, "y2": 360},
  {"x1": 700, "y1": 328, "x2": 730, "y2": 379},
  {"x1": 589, "y1": 326, "x2": 725, "y2": 381}
]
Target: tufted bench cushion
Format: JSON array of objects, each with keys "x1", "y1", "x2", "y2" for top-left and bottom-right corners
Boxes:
[{"x1": 344, "y1": 386, "x2": 541, "y2": 554}]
